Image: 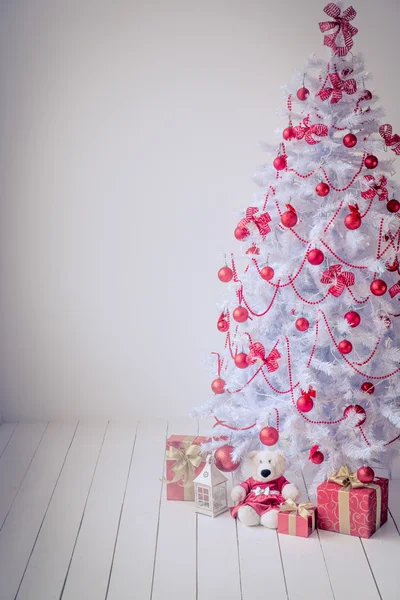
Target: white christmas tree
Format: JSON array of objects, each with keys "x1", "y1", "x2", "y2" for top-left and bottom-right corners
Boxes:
[{"x1": 193, "y1": 1, "x2": 400, "y2": 485}]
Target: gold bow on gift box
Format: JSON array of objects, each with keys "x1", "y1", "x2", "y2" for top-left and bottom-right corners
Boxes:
[
  {"x1": 279, "y1": 499, "x2": 316, "y2": 535},
  {"x1": 166, "y1": 443, "x2": 202, "y2": 487},
  {"x1": 329, "y1": 465, "x2": 365, "y2": 490}
]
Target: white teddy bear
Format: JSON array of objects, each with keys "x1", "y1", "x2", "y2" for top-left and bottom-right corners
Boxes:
[{"x1": 231, "y1": 450, "x2": 300, "y2": 528}]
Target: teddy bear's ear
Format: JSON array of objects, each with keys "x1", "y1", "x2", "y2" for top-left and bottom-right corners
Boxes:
[{"x1": 247, "y1": 451, "x2": 258, "y2": 460}]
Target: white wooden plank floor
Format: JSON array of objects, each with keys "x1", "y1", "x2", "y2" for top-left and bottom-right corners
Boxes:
[{"x1": 0, "y1": 421, "x2": 399, "y2": 600}]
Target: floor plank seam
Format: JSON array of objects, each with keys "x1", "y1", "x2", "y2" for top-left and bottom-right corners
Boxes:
[
  {"x1": 104, "y1": 421, "x2": 139, "y2": 599},
  {"x1": 234, "y1": 521, "x2": 244, "y2": 600},
  {"x1": 14, "y1": 422, "x2": 80, "y2": 600},
  {"x1": 0, "y1": 423, "x2": 18, "y2": 459},
  {"x1": 388, "y1": 508, "x2": 400, "y2": 536},
  {"x1": 359, "y1": 539, "x2": 383, "y2": 600},
  {"x1": 0, "y1": 421, "x2": 50, "y2": 533},
  {"x1": 195, "y1": 513, "x2": 199, "y2": 600},
  {"x1": 58, "y1": 421, "x2": 110, "y2": 600},
  {"x1": 275, "y1": 531, "x2": 289, "y2": 600}
]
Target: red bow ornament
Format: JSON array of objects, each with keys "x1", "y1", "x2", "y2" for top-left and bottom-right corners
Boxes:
[
  {"x1": 301, "y1": 386, "x2": 316, "y2": 401},
  {"x1": 293, "y1": 117, "x2": 329, "y2": 145},
  {"x1": 320, "y1": 264, "x2": 355, "y2": 297},
  {"x1": 379, "y1": 124, "x2": 400, "y2": 156},
  {"x1": 319, "y1": 4, "x2": 358, "y2": 57},
  {"x1": 309, "y1": 445, "x2": 320, "y2": 460},
  {"x1": 386, "y1": 257, "x2": 400, "y2": 274},
  {"x1": 389, "y1": 281, "x2": 400, "y2": 299},
  {"x1": 246, "y1": 343, "x2": 281, "y2": 372},
  {"x1": 317, "y1": 71, "x2": 357, "y2": 104},
  {"x1": 236, "y1": 207, "x2": 272, "y2": 239},
  {"x1": 361, "y1": 175, "x2": 389, "y2": 202}
]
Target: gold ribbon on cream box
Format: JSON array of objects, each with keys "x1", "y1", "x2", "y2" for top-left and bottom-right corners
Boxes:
[
  {"x1": 165, "y1": 435, "x2": 208, "y2": 501},
  {"x1": 278, "y1": 499, "x2": 316, "y2": 537}
]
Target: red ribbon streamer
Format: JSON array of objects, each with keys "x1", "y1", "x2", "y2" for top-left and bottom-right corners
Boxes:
[
  {"x1": 319, "y1": 3, "x2": 358, "y2": 57},
  {"x1": 389, "y1": 280, "x2": 400, "y2": 299},
  {"x1": 246, "y1": 343, "x2": 281, "y2": 372},
  {"x1": 379, "y1": 124, "x2": 400, "y2": 155},
  {"x1": 236, "y1": 207, "x2": 272, "y2": 238},
  {"x1": 317, "y1": 70, "x2": 357, "y2": 104},
  {"x1": 361, "y1": 175, "x2": 388, "y2": 202},
  {"x1": 320, "y1": 264, "x2": 355, "y2": 297},
  {"x1": 293, "y1": 117, "x2": 329, "y2": 145}
]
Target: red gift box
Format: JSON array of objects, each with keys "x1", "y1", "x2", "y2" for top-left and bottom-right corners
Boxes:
[
  {"x1": 317, "y1": 466, "x2": 388, "y2": 539},
  {"x1": 278, "y1": 500, "x2": 317, "y2": 538},
  {"x1": 165, "y1": 435, "x2": 208, "y2": 501}
]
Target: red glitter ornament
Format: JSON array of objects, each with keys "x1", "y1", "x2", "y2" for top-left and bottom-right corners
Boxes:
[
  {"x1": 365, "y1": 155, "x2": 378, "y2": 169},
  {"x1": 343, "y1": 404, "x2": 366, "y2": 426},
  {"x1": 234, "y1": 226, "x2": 248, "y2": 241},
  {"x1": 338, "y1": 340, "x2": 352, "y2": 354},
  {"x1": 217, "y1": 318, "x2": 229, "y2": 333},
  {"x1": 273, "y1": 156, "x2": 287, "y2": 171},
  {"x1": 246, "y1": 245, "x2": 259, "y2": 256},
  {"x1": 260, "y1": 266, "x2": 274, "y2": 281},
  {"x1": 315, "y1": 182, "x2": 330, "y2": 197},
  {"x1": 343, "y1": 133, "x2": 357, "y2": 148},
  {"x1": 370, "y1": 279, "x2": 387, "y2": 296},
  {"x1": 232, "y1": 306, "x2": 248, "y2": 323},
  {"x1": 344, "y1": 311, "x2": 361, "y2": 328},
  {"x1": 297, "y1": 394, "x2": 314, "y2": 412},
  {"x1": 307, "y1": 249, "x2": 324, "y2": 265},
  {"x1": 259, "y1": 426, "x2": 279, "y2": 446},
  {"x1": 234, "y1": 352, "x2": 249, "y2": 369},
  {"x1": 387, "y1": 199, "x2": 400, "y2": 213},
  {"x1": 363, "y1": 90, "x2": 373, "y2": 101},
  {"x1": 309, "y1": 445, "x2": 324, "y2": 464},
  {"x1": 281, "y1": 207, "x2": 298, "y2": 228},
  {"x1": 297, "y1": 87, "x2": 309, "y2": 101},
  {"x1": 361, "y1": 382, "x2": 375, "y2": 394},
  {"x1": 344, "y1": 204, "x2": 361, "y2": 230},
  {"x1": 357, "y1": 466, "x2": 375, "y2": 483},
  {"x1": 218, "y1": 266, "x2": 233, "y2": 283},
  {"x1": 283, "y1": 126, "x2": 295, "y2": 140},
  {"x1": 211, "y1": 378, "x2": 225, "y2": 394},
  {"x1": 295, "y1": 317, "x2": 309, "y2": 332},
  {"x1": 214, "y1": 445, "x2": 240, "y2": 472}
]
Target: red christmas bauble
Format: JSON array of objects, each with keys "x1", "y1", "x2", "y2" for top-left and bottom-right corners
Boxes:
[
  {"x1": 259, "y1": 426, "x2": 279, "y2": 446},
  {"x1": 344, "y1": 311, "x2": 361, "y2": 328},
  {"x1": 234, "y1": 352, "x2": 249, "y2": 369},
  {"x1": 234, "y1": 226, "x2": 248, "y2": 241},
  {"x1": 273, "y1": 156, "x2": 287, "y2": 171},
  {"x1": 361, "y1": 382, "x2": 375, "y2": 394},
  {"x1": 218, "y1": 266, "x2": 233, "y2": 283},
  {"x1": 307, "y1": 249, "x2": 324, "y2": 265},
  {"x1": 338, "y1": 339, "x2": 353, "y2": 354},
  {"x1": 343, "y1": 404, "x2": 366, "y2": 426},
  {"x1": 357, "y1": 466, "x2": 375, "y2": 483},
  {"x1": 315, "y1": 182, "x2": 330, "y2": 197},
  {"x1": 297, "y1": 395, "x2": 314, "y2": 412},
  {"x1": 246, "y1": 245, "x2": 259, "y2": 255},
  {"x1": 343, "y1": 133, "x2": 358, "y2": 148},
  {"x1": 283, "y1": 126, "x2": 295, "y2": 140},
  {"x1": 310, "y1": 451, "x2": 324, "y2": 464},
  {"x1": 365, "y1": 155, "x2": 378, "y2": 169},
  {"x1": 297, "y1": 87, "x2": 310, "y2": 101},
  {"x1": 370, "y1": 279, "x2": 387, "y2": 296},
  {"x1": 232, "y1": 306, "x2": 248, "y2": 323},
  {"x1": 387, "y1": 199, "x2": 400, "y2": 213},
  {"x1": 363, "y1": 90, "x2": 373, "y2": 101},
  {"x1": 217, "y1": 318, "x2": 229, "y2": 333},
  {"x1": 214, "y1": 445, "x2": 240, "y2": 472},
  {"x1": 295, "y1": 317, "x2": 309, "y2": 332},
  {"x1": 344, "y1": 212, "x2": 361, "y2": 230},
  {"x1": 381, "y1": 315, "x2": 391, "y2": 329},
  {"x1": 281, "y1": 210, "x2": 298, "y2": 228},
  {"x1": 260, "y1": 266, "x2": 274, "y2": 281},
  {"x1": 211, "y1": 378, "x2": 225, "y2": 394}
]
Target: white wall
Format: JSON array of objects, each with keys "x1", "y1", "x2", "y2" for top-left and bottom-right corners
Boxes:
[{"x1": 0, "y1": 0, "x2": 399, "y2": 421}]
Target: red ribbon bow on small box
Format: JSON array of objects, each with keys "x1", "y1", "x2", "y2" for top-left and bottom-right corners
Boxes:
[
  {"x1": 317, "y1": 71, "x2": 357, "y2": 104},
  {"x1": 237, "y1": 207, "x2": 272, "y2": 239},
  {"x1": 246, "y1": 343, "x2": 281, "y2": 372},
  {"x1": 379, "y1": 124, "x2": 400, "y2": 156},
  {"x1": 320, "y1": 264, "x2": 355, "y2": 297},
  {"x1": 361, "y1": 175, "x2": 389, "y2": 202},
  {"x1": 301, "y1": 386, "x2": 316, "y2": 402},
  {"x1": 319, "y1": 3, "x2": 358, "y2": 57},
  {"x1": 293, "y1": 117, "x2": 328, "y2": 145}
]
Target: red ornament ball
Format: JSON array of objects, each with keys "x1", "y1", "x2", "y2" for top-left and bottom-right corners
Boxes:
[
  {"x1": 363, "y1": 90, "x2": 373, "y2": 101},
  {"x1": 234, "y1": 226, "x2": 248, "y2": 241},
  {"x1": 310, "y1": 451, "x2": 324, "y2": 464},
  {"x1": 218, "y1": 266, "x2": 233, "y2": 283},
  {"x1": 344, "y1": 311, "x2": 361, "y2": 328},
  {"x1": 211, "y1": 378, "x2": 225, "y2": 394},
  {"x1": 273, "y1": 156, "x2": 287, "y2": 171},
  {"x1": 344, "y1": 212, "x2": 361, "y2": 230},
  {"x1": 260, "y1": 266, "x2": 274, "y2": 281},
  {"x1": 232, "y1": 306, "x2": 248, "y2": 323},
  {"x1": 283, "y1": 126, "x2": 295, "y2": 141},
  {"x1": 357, "y1": 466, "x2": 375, "y2": 484},
  {"x1": 234, "y1": 352, "x2": 249, "y2": 369},
  {"x1": 361, "y1": 382, "x2": 375, "y2": 395},
  {"x1": 259, "y1": 426, "x2": 279, "y2": 446},
  {"x1": 297, "y1": 87, "x2": 310, "y2": 101},
  {"x1": 217, "y1": 319, "x2": 229, "y2": 333},
  {"x1": 338, "y1": 339, "x2": 353, "y2": 354},
  {"x1": 387, "y1": 199, "x2": 400, "y2": 213},
  {"x1": 307, "y1": 249, "x2": 324, "y2": 265},
  {"x1": 295, "y1": 317, "x2": 309, "y2": 332},
  {"x1": 297, "y1": 395, "x2": 314, "y2": 412},
  {"x1": 370, "y1": 279, "x2": 387, "y2": 296},
  {"x1": 343, "y1": 404, "x2": 366, "y2": 426},
  {"x1": 281, "y1": 210, "x2": 298, "y2": 228},
  {"x1": 214, "y1": 445, "x2": 240, "y2": 472},
  {"x1": 343, "y1": 133, "x2": 358, "y2": 148},
  {"x1": 365, "y1": 155, "x2": 379, "y2": 169},
  {"x1": 315, "y1": 182, "x2": 330, "y2": 197}
]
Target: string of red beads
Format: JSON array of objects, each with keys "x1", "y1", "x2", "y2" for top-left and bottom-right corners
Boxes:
[
  {"x1": 307, "y1": 319, "x2": 319, "y2": 368},
  {"x1": 324, "y1": 200, "x2": 344, "y2": 233},
  {"x1": 241, "y1": 282, "x2": 280, "y2": 317},
  {"x1": 359, "y1": 426, "x2": 372, "y2": 447},
  {"x1": 352, "y1": 338, "x2": 381, "y2": 367},
  {"x1": 291, "y1": 282, "x2": 330, "y2": 305},
  {"x1": 260, "y1": 368, "x2": 300, "y2": 395},
  {"x1": 320, "y1": 156, "x2": 366, "y2": 191},
  {"x1": 319, "y1": 239, "x2": 368, "y2": 269}
]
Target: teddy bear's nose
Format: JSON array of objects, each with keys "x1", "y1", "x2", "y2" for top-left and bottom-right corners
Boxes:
[{"x1": 261, "y1": 469, "x2": 271, "y2": 478}]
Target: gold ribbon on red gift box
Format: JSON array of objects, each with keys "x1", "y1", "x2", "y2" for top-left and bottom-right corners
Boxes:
[
  {"x1": 279, "y1": 499, "x2": 316, "y2": 536},
  {"x1": 166, "y1": 441, "x2": 203, "y2": 486},
  {"x1": 329, "y1": 465, "x2": 382, "y2": 535}
]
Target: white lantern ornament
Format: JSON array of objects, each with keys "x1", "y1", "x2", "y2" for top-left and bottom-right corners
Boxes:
[{"x1": 193, "y1": 454, "x2": 229, "y2": 517}]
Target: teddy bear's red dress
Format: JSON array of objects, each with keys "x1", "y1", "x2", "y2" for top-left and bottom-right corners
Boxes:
[{"x1": 230, "y1": 476, "x2": 289, "y2": 518}]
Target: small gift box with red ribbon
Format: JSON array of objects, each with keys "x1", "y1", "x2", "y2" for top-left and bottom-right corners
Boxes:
[
  {"x1": 165, "y1": 435, "x2": 208, "y2": 501},
  {"x1": 278, "y1": 499, "x2": 317, "y2": 538},
  {"x1": 317, "y1": 465, "x2": 389, "y2": 539}
]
